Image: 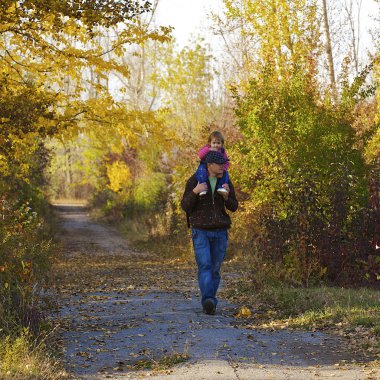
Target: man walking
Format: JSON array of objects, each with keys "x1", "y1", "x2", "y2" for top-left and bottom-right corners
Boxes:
[{"x1": 181, "y1": 151, "x2": 238, "y2": 315}]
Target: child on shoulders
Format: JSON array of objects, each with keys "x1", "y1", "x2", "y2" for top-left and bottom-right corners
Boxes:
[{"x1": 196, "y1": 131, "x2": 230, "y2": 196}]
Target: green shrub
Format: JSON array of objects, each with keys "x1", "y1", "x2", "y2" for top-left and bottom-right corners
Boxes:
[{"x1": 134, "y1": 172, "x2": 167, "y2": 211}]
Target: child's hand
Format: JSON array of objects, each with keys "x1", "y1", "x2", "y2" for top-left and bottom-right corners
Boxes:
[
  {"x1": 221, "y1": 184, "x2": 230, "y2": 200},
  {"x1": 193, "y1": 182, "x2": 207, "y2": 194}
]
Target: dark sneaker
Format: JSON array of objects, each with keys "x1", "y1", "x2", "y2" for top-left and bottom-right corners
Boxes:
[{"x1": 203, "y1": 299, "x2": 216, "y2": 315}]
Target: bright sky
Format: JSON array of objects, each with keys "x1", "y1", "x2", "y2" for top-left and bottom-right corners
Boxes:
[
  {"x1": 154, "y1": 0, "x2": 379, "y2": 52},
  {"x1": 154, "y1": 0, "x2": 219, "y2": 48}
]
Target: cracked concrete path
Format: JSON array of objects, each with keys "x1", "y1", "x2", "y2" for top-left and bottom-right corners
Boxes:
[{"x1": 51, "y1": 204, "x2": 379, "y2": 380}]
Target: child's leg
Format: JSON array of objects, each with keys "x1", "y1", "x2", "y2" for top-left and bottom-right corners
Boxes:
[
  {"x1": 196, "y1": 162, "x2": 208, "y2": 193},
  {"x1": 217, "y1": 170, "x2": 229, "y2": 189}
]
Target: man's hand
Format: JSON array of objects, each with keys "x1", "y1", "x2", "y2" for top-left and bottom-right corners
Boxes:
[
  {"x1": 220, "y1": 183, "x2": 230, "y2": 200},
  {"x1": 193, "y1": 182, "x2": 207, "y2": 194}
]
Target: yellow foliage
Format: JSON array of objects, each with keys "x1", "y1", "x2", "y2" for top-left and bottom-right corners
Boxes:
[{"x1": 106, "y1": 161, "x2": 131, "y2": 193}]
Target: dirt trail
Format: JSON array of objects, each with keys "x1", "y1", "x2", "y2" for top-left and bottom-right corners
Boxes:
[{"x1": 52, "y1": 204, "x2": 379, "y2": 380}]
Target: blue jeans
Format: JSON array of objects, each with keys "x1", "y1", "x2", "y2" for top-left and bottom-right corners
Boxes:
[
  {"x1": 192, "y1": 228, "x2": 228, "y2": 307},
  {"x1": 195, "y1": 162, "x2": 229, "y2": 189}
]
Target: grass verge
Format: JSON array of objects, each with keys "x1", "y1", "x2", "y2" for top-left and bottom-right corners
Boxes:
[
  {"x1": 256, "y1": 286, "x2": 379, "y2": 326},
  {"x1": 226, "y1": 281, "x2": 380, "y2": 359},
  {"x1": 0, "y1": 196, "x2": 66, "y2": 379},
  {"x1": 0, "y1": 329, "x2": 67, "y2": 379}
]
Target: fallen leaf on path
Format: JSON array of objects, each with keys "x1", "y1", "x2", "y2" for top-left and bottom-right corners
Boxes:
[{"x1": 235, "y1": 306, "x2": 252, "y2": 318}]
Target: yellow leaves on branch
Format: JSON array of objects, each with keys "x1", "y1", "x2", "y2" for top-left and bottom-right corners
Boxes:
[
  {"x1": 106, "y1": 161, "x2": 131, "y2": 193},
  {"x1": 0, "y1": 0, "x2": 175, "y2": 191}
]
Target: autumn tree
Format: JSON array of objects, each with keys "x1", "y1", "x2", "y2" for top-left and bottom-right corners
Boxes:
[
  {"x1": 211, "y1": 0, "x2": 321, "y2": 89},
  {"x1": 322, "y1": 0, "x2": 337, "y2": 96},
  {"x1": 0, "y1": 1, "x2": 170, "y2": 194}
]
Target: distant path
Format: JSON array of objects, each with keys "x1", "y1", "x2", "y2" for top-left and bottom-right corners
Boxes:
[{"x1": 52, "y1": 204, "x2": 379, "y2": 380}]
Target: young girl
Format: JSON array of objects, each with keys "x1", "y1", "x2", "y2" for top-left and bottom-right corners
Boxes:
[{"x1": 196, "y1": 131, "x2": 230, "y2": 196}]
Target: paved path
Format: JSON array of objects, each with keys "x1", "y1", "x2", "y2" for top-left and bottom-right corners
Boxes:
[{"x1": 52, "y1": 204, "x2": 379, "y2": 380}]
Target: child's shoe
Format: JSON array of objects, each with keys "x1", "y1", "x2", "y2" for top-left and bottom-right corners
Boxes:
[
  {"x1": 199, "y1": 190, "x2": 208, "y2": 196},
  {"x1": 217, "y1": 187, "x2": 228, "y2": 195}
]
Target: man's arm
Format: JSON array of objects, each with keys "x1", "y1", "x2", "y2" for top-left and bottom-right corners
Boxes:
[
  {"x1": 224, "y1": 180, "x2": 238, "y2": 212},
  {"x1": 181, "y1": 175, "x2": 199, "y2": 214}
]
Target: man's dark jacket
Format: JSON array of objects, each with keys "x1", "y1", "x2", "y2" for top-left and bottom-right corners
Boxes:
[{"x1": 181, "y1": 174, "x2": 238, "y2": 230}]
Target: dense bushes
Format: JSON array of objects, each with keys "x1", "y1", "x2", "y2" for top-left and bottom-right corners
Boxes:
[
  {"x1": 230, "y1": 70, "x2": 378, "y2": 286},
  {"x1": 0, "y1": 192, "x2": 53, "y2": 335}
]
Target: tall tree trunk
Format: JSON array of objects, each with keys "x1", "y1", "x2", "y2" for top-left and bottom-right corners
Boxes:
[
  {"x1": 344, "y1": 0, "x2": 362, "y2": 75},
  {"x1": 321, "y1": 0, "x2": 337, "y2": 98},
  {"x1": 64, "y1": 146, "x2": 72, "y2": 198}
]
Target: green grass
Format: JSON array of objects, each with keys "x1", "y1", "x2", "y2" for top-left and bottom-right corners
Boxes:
[
  {"x1": 256, "y1": 286, "x2": 380, "y2": 328},
  {"x1": 287, "y1": 307, "x2": 380, "y2": 330},
  {"x1": 227, "y1": 281, "x2": 380, "y2": 334}
]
